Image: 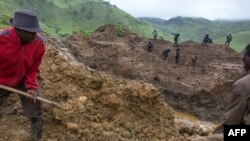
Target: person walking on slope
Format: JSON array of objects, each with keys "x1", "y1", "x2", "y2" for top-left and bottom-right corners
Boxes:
[
  {"x1": 0, "y1": 9, "x2": 46, "y2": 141},
  {"x1": 175, "y1": 47, "x2": 180, "y2": 65},
  {"x1": 152, "y1": 29, "x2": 158, "y2": 40},
  {"x1": 202, "y1": 34, "x2": 210, "y2": 47},
  {"x1": 147, "y1": 41, "x2": 154, "y2": 52},
  {"x1": 192, "y1": 54, "x2": 197, "y2": 69},
  {"x1": 172, "y1": 33, "x2": 180, "y2": 47},
  {"x1": 225, "y1": 34, "x2": 232, "y2": 47},
  {"x1": 162, "y1": 47, "x2": 170, "y2": 61},
  {"x1": 213, "y1": 44, "x2": 250, "y2": 134}
]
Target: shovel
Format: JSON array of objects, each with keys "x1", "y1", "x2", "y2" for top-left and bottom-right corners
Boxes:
[{"x1": 0, "y1": 84, "x2": 61, "y2": 108}]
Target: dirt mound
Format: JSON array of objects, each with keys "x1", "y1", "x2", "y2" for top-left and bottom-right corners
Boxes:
[
  {"x1": 63, "y1": 25, "x2": 243, "y2": 121},
  {"x1": 93, "y1": 24, "x2": 133, "y2": 41},
  {"x1": 0, "y1": 42, "x2": 183, "y2": 140},
  {"x1": 0, "y1": 25, "x2": 243, "y2": 140}
]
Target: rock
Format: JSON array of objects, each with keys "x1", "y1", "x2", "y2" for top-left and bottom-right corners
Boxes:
[
  {"x1": 66, "y1": 122, "x2": 79, "y2": 133},
  {"x1": 78, "y1": 96, "x2": 87, "y2": 103},
  {"x1": 120, "y1": 130, "x2": 132, "y2": 139},
  {"x1": 207, "y1": 134, "x2": 223, "y2": 141}
]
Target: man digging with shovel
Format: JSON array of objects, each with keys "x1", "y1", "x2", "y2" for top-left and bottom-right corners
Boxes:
[{"x1": 0, "y1": 9, "x2": 46, "y2": 141}]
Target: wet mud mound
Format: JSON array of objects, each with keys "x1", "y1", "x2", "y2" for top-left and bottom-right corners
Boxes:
[
  {"x1": 0, "y1": 42, "x2": 183, "y2": 140},
  {"x1": 62, "y1": 25, "x2": 243, "y2": 121}
]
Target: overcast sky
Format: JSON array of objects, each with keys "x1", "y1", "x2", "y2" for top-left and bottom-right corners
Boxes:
[{"x1": 106, "y1": 0, "x2": 250, "y2": 20}]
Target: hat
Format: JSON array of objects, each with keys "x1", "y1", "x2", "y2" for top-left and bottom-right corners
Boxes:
[{"x1": 10, "y1": 9, "x2": 42, "y2": 32}]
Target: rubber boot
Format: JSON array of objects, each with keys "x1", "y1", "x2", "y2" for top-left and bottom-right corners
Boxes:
[{"x1": 31, "y1": 118, "x2": 43, "y2": 141}]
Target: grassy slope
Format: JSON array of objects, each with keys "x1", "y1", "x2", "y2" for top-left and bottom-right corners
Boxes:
[
  {"x1": 0, "y1": 0, "x2": 18, "y2": 28},
  {"x1": 2, "y1": 0, "x2": 248, "y2": 49},
  {"x1": 141, "y1": 17, "x2": 221, "y2": 41},
  {"x1": 141, "y1": 17, "x2": 250, "y2": 52},
  {"x1": 215, "y1": 31, "x2": 250, "y2": 52},
  {"x1": 0, "y1": 0, "x2": 172, "y2": 40}
]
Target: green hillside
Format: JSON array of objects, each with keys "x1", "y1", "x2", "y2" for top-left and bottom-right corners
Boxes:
[
  {"x1": 140, "y1": 17, "x2": 222, "y2": 41},
  {"x1": 0, "y1": 0, "x2": 171, "y2": 40},
  {"x1": 140, "y1": 17, "x2": 250, "y2": 52},
  {"x1": 215, "y1": 31, "x2": 250, "y2": 52},
  {"x1": 1, "y1": 0, "x2": 249, "y2": 51}
]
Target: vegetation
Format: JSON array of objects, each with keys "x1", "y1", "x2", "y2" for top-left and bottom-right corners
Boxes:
[
  {"x1": 140, "y1": 17, "x2": 250, "y2": 52},
  {"x1": 95, "y1": 24, "x2": 126, "y2": 37},
  {"x1": 0, "y1": 0, "x2": 249, "y2": 52},
  {"x1": 0, "y1": 15, "x2": 10, "y2": 28},
  {"x1": 0, "y1": 0, "x2": 171, "y2": 40},
  {"x1": 215, "y1": 31, "x2": 250, "y2": 52}
]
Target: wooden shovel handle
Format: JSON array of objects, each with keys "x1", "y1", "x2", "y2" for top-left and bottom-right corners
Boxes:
[{"x1": 0, "y1": 84, "x2": 61, "y2": 108}]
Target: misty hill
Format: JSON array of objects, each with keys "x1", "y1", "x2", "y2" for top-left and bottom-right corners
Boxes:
[
  {"x1": 140, "y1": 16, "x2": 250, "y2": 52},
  {"x1": 0, "y1": 0, "x2": 171, "y2": 40}
]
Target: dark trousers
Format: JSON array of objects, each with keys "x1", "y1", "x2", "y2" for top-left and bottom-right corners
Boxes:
[
  {"x1": 175, "y1": 56, "x2": 180, "y2": 65},
  {"x1": 0, "y1": 85, "x2": 42, "y2": 119},
  {"x1": 148, "y1": 47, "x2": 152, "y2": 52},
  {"x1": 174, "y1": 41, "x2": 179, "y2": 47},
  {"x1": 163, "y1": 55, "x2": 168, "y2": 60},
  {"x1": 192, "y1": 61, "x2": 196, "y2": 68},
  {"x1": 225, "y1": 41, "x2": 231, "y2": 47},
  {"x1": 202, "y1": 42, "x2": 208, "y2": 47},
  {"x1": 154, "y1": 35, "x2": 157, "y2": 40}
]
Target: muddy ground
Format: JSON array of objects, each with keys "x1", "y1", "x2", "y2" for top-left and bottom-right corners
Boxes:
[
  {"x1": 63, "y1": 25, "x2": 243, "y2": 121},
  {"x1": 0, "y1": 44, "x2": 183, "y2": 140},
  {"x1": 0, "y1": 25, "x2": 244, "y2": 140}
]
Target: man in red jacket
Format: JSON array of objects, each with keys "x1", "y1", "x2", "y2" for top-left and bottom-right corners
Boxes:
[{"x1": 0, "y1": 9, "x2": 45, "y2": 141}]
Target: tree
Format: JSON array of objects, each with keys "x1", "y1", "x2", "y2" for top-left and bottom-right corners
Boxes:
[
  {"x1": 81, "y1": 5, "x2": 85, "y2": 12},
  {"x1": 17, "y1": 0, "x2": 24, "y2": 5},
  {"x1": 86, "y1": 11, "x2": 94, "y2": 20},
  {"x1": 105, "y1": 14, "x2": 110, "y2": 20}
]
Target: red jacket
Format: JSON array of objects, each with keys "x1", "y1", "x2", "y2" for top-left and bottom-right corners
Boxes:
[{"x1": 0, "y1": 27, "x2": 45, "y2": 90}]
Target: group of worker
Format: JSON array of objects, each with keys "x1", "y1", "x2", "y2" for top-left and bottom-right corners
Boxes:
[
  {"x1": 149, "y1": 30, "x2": 233, "y2": 68},
  {"x1": 149, "y1": 30, "x2": 198, "y2": 68},
  {"x1": 149, "y1": 29, "x2": 250, "y2": 141}
]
